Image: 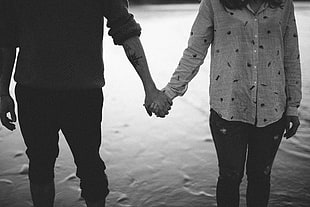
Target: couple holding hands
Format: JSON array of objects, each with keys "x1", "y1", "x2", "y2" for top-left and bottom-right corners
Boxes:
[{"x1": 0, "y1": 0, "x2": 301, "y2": 206}]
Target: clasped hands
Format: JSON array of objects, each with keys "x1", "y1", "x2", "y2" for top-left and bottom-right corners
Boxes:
[{"x1": 144, "y1": 89, "x2": 172, "y2": 118}]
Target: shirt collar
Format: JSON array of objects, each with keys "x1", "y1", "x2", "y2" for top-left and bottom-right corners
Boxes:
[{"x1": 246, "y1": 2, "x2": 268, "y2": 15}]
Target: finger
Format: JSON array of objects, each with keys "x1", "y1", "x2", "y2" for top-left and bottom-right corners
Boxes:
[
  {"x1": 9, "y1": 108, "x2": 17, "y2": 122},
  {"x1": 166, "y1": 104, "x2": 171, "y2": 111},
  {"x1": 284, "y1": 122, "x2": 295, "y2": 138},
  {"x1": 155, "y1": 106, "x2": 160, "y2": 115},
  {"x1": 144, "y1": 105, "x2": 152, "y2": 117},
  {"x1": 150, "y1": 103, "x2": 159, "y2": 112},
  {"x1": 156, "y1": 113, "x2": 165, "y2": 118},
  {"x1": 161, "y1": 106, "x2": 169, "y2": 115},
  {"x1": 284, "y1": 117, "x2": 295, "y2": 138},
  {"x1": 285, "y1": 126, "x2": 297, "y2": 139},
  {"x1": 162, "y1": 96, "x2": 172, "y2": 106},
  {"x1": 284, "y1": 119, "x2": 290, "y2": 137},
  {"x1": 143, "y1": 103, "x2": 153, "y2": 116},
  {"x1": 155, "y1": 100, "x2": 170, "y2": 117},
  {"x1": 155, "y1": 109, "x2": 164, "y2": 118},
  {"x1": 285, "y1": 121, "x2": 300, "y2": 139},
  {"x1": 163, "y1": 104, "x2": 171, "y2": 114},
  {"x1": 166, "y1": 97, "x2": 173, "y2": 106},
  {"x1": 158, "y1": 109, "x2": 169, "y2": 118},
  {"x1": 150, "y1": 103, "x2": 156, "y2": 109},
  {"x1": 161, "y1": 100, "x2": 170, "y2": 110}
]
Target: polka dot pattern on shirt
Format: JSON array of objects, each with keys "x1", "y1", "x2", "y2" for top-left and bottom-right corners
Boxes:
[{"x1": 268, "y1": 62, "x2": 272, "y2": 67}]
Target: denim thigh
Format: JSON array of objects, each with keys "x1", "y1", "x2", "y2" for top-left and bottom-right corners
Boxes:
[
  {"x1": 15, "y1": 84, "x2": 60, "y2": 184},
  {"x1": 57, "y1": 88, "x2": 109, "y2": 201},
  {"x1": 246, "y1": 116, "x2": 285, "y2": 177},
  {"x1": 209, "y1": 109, "x2": 250, "y2": 181}
]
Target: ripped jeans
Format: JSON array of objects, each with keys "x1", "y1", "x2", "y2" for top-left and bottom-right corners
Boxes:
[{"x1": 209, "y1": 109, "x2": 285, "y2": 207}]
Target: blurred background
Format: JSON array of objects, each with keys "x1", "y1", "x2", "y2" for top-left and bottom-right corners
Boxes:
[
  {"x1": 130, "y1": 0, "x2": 201, "y2": 4},
  {"x1": 129, "y1": 0, "x2": 310, "y2": 3}
]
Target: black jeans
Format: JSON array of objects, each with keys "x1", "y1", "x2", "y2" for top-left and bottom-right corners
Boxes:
[
  {"x1": 209, "y1": 109, "x2": 285, "y2": 207},
  {"x1": 15, "y1": 84, "x2": 109, "y2": 202}
]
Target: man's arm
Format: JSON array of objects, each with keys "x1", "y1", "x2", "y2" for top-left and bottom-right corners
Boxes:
[
  {"x1": 122, "y1": 36, "x2": 172, "y2": 117},
  {"x1": 0, "y1": 48, "x2": 17, "y2": 130},
  {"x1": 103, "y1": 0, "x2": 171, "y2": 117}
]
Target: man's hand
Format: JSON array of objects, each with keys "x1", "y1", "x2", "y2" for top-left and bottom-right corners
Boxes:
[
  {"x1": 144, "y1": 89, "x2": 172, "y2": 118},
  {"x1": 0, "y1": 95, "x2": 17, "y2": 131},
  {"x1": 284, "y1": 115, "x2": 300, "y2": 139}
]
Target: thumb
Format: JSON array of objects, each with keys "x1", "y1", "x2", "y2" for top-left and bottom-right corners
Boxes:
[
  {"x1": 284, "y1": 117, "x2": 290, "y2": 137},
  {"x1": 286, "y1": 117, "x2": 291, "y2": 129},
  {"x1": 9, "y1": 101, "x2": 17, "y2": 122},
  {"x1": 144, "y1": 105, "x2": 152, "y2": 117},
  {"x1": 10, "y1": 110, "x2": 17, "y2": 122}
]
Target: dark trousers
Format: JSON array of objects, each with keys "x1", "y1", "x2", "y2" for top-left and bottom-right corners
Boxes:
[
  {"x1": 15, "y1": 84, "x2": 109, "y2": 202},
  {"x1": 209, "y1": 109, "x2": 285, "y2": 207}
]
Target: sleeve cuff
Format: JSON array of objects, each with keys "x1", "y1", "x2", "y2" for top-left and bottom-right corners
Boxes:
[
  {"x1": 162, "y1": 86, "x2": 178, "y2": 100},
  {"x1": 286, "y1": 106, "x2": 298, "y2": 116},
  {"x1": 111, "y1": 24, "x2": 141, "y2": 45},
  {"x1": 107, "y1": 14, "x2": 142, "y2": 45}
]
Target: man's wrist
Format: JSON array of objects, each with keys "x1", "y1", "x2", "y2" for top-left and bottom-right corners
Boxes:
[{"x1": 144, "y1": 82, "x2": 157, "y2": 94}]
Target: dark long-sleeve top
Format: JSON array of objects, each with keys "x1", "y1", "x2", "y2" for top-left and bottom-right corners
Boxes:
[
  {"x1": 0, "y1": 0, "x2": 141, "y2": 89},
  {"x1": 163, "y1": 0, "x2": 301, "y2": 127}
]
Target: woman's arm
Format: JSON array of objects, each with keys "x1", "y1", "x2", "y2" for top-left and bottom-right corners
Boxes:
[
  {"x1": 163, "y1": 0, "x2": 214, "y2": 100},
  {"x1": 283, "y1": 0, "x2": 302, "y2": 138},
  {"x1": 122, "y1": 36, "x2": 172, "y2": 117}
]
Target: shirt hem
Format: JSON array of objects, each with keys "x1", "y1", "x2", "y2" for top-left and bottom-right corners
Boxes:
[{"x1": 210, "y1": 107, "x2": 285, "y2": 128}]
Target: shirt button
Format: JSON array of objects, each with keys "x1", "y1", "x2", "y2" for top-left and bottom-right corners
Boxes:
[
  {"x1": 254, "y1": 50, "x2": 257, "y2": 53},
  {"x1": 254, "y1": 66, "x2": 257, "y2": 69},
  {"x1": 254, "y1": 18, "x2": 257, "y2": 21},
  {"x1": 254, "y1": 35, "x2": 258, "y2": 38}
]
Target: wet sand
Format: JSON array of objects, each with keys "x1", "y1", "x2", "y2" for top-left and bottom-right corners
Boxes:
[{"x1": 1, "y1": 3, "x2": 310, "y2": 207}]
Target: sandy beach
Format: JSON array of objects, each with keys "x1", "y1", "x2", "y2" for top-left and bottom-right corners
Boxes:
[{"x1": 0, "y1": 2, "x2": 310, "y2": 207}]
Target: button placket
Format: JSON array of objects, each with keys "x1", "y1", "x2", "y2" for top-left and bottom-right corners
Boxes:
[
  {"x1": 253, "y1": 15, "x2": 260, "y2": 123},
  {"x1": 251, "y1": 15, "x2": 259, "y2": 119}
]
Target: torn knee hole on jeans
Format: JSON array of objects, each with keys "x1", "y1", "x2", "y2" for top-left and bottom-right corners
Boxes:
[
  {"x1": 220, "y1": 170, "x2": 243, "y2": 182},
  {"x1": 219, "y1": 128, "x2": 227, "y2": 135}
]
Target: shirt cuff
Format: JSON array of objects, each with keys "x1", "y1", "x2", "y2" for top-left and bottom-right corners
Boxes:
[
  {"x1": 162, "y1": 86, "x2": 178, "y2": 100},
  {"x1": 286, "y1": 106, "x2": 298, "y2": 117},
  {"x1": 108, "y1": 14, "x2": 142, "y2": 45}
]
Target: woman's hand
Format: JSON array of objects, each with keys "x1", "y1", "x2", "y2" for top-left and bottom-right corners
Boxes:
[
  {"x1": 144, "y1": 89, "x2": 172, "y2": 118},
  {"x1": 284, "y1": 115, "x2": 300, "y2": 139}
]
